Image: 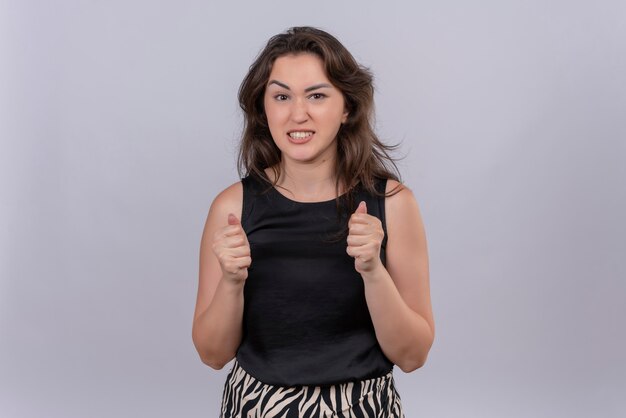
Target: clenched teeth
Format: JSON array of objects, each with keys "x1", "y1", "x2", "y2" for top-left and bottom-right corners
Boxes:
[{"x1": 288, "y1": 131, "x2": 314, "y2": 139}]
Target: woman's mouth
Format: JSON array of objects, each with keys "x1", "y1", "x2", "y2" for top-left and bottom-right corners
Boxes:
[{"x1": 287, "y1": 131, "x2": 314, "y2": 144}]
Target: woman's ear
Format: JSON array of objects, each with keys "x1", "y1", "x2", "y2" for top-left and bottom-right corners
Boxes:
[{"x1": 341, "y1": 110, "x2": 349, "y2": 124}]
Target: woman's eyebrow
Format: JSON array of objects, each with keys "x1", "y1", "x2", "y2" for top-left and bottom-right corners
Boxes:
[
  {"x1": 267, "y1": 80, "x2": 332, "y2": 92},
  {"x1": 304, "y1": 83, "x2": 332, "y2": 92},
  {"x1": 268, "y1": 80, "x2": 290, "y2": 90}
]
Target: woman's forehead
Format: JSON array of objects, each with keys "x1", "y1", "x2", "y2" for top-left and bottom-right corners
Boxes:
[{"x1": 267, "y1": 53, "x2": 330, "y2": 87}]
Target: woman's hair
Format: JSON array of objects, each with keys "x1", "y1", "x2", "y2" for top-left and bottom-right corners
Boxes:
[{"x1": 238, "y1": 26, "x2": 400, "y2": 203}]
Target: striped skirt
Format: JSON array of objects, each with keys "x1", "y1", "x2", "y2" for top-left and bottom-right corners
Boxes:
[{"x1": 220, "y1": 361, "x2": 404, "y2": 417}]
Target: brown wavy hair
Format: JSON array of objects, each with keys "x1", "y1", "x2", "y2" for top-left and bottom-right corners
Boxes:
[{"x1": 237, "y1": 26, "x2": 401, "y2": 210}]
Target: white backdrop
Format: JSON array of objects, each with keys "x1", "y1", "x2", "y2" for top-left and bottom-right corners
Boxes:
[{"x1": 1, "y1": 1, "x2": 625, "y2": 417}]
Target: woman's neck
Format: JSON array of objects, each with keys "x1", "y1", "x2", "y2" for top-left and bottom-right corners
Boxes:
[{"x1": 269, "y1": 158, "x2": 342, "y2": 202}]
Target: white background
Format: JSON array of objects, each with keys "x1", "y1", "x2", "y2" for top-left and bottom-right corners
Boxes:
[{"x1": 1, "y1": 1, "x2": 625, "y2": 417}]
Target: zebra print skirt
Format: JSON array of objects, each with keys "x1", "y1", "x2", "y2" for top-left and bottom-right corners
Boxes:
[{"x1": 220, "y1": 360, "x2": 404, "y2": 417}]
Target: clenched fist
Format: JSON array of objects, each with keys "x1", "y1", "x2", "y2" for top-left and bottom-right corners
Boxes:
[
  {"x1": 346, "y1": 201, "x2": 385, "y2": 274},
  {"x1": 212, "y1": 214, "x2": 252, "y2": 283}
]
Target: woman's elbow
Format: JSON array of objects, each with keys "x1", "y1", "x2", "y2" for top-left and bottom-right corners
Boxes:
[
  {"x1": 397, "y1": 355, "x2": 428, "y2": 373},
  {"x1": 192, "y1": 333, "x2": 233, "y2": 370},
  {"x1": 195, "y1": 345, "x2": 234, "y2": 370},
  {"x1": 396, "y1": 342, "x2": 433, "y2": 373},
  {"x1": 199, "y1": 353, "x2": 229, "y2": 370}
]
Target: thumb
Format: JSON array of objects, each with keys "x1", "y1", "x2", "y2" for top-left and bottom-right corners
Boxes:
[
  {"x1": 227, "y1": 213, "x2": 240, "y2": 225},
  {"x1": 356, "y1": 201, "x2": 367, "y2": 214}
]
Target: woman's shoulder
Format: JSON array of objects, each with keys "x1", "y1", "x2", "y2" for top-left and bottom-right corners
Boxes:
[
  {"x1": 384, "y1": 179, "x2": 421, "y2": 213},
  {"x1": 208, "y1": 181, "x2": 244, "y2": 220},
  {"x1": 384, "y1": 178, "x2": 406, "y2": 196},
  {"x1": 371, "y1": 177, "x2": 409, "y2": 199},
  {"x1": 383, "y1": 179, "x2": 424, "y2": 229}
]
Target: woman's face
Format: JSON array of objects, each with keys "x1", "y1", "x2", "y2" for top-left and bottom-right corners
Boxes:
[{"x1": 263, "y1": 53, "x2": 348, "y2": 166}]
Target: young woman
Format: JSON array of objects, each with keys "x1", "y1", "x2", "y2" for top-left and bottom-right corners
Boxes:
[{"x1": 192, "y1": 26, "x2": 434, "y2": 417}]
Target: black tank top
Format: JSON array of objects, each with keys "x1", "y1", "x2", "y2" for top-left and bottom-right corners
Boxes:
[{"x1": 236, "y1": 175, "x2": 393, "y2": 386}]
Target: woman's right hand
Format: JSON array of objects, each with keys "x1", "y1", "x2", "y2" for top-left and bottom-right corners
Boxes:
[{"x1": 211, "y1": 213, "x2": 251, "y2": 283}]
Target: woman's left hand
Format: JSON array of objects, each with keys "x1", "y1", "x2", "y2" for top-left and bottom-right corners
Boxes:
[{"x1": 347, "y1": 201, "x2": 385, "y2": 275}]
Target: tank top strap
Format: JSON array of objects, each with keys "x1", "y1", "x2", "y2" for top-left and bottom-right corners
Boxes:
[{"x1": 240, "y1": 175, "x2": 269, "y2": 229}]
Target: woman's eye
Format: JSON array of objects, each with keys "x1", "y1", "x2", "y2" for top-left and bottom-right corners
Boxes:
[
  {"x1": 309, "y1": 93, "x2": 326, "y2": 100},
  {"x1": 274, "y1": 94, "x2": 289, "y2": 101}
]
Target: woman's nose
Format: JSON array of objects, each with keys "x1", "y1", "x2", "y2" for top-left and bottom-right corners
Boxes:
[{"x1": 290, "y1": 98, "x2": 309, "y2": 123}]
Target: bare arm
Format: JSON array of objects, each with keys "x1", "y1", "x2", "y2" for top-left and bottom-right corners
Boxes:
[
  {"x1": 346, "y1": 180, "x2": 435, "y2": 372},
  {"x1": 191, "y1": 182, "x2": 250, "y2": 369}
]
